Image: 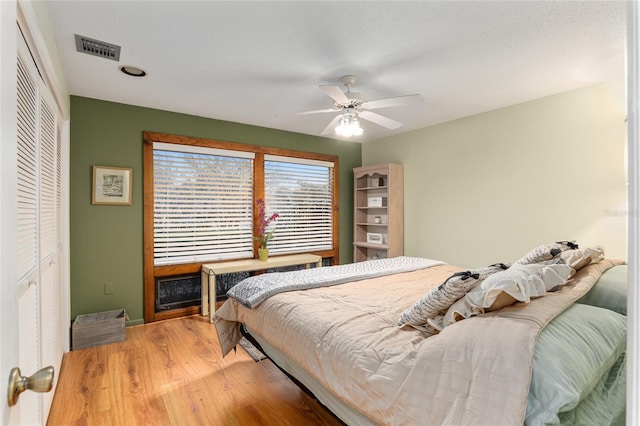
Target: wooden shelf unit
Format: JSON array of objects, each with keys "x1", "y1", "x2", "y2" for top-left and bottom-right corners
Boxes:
[{"x1": 353, "y1": 163, "x2": 403, "y2": 262}]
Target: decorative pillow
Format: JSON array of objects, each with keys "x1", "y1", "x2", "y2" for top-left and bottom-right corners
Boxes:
[
  {"x1": 408, "y1": 319, "x2": 441, "y2": 336},
  {"x1": 560, "y1": 245, "x2": 604, "y2": 272},
  {"x1": 473, "y1": 263, "x2": 511, "y2": 281},
  {"x1": 513, "y1": 241, "x2": 578, "y2": 265},
  {"x1": 397, "y1": 263, "x2": 509, "y2": 328},
  {"x1": 426, "y1": 297, "x2": 483, "y2": 332},
  {"x1": 465, "y1": 263, "x2": 573, "y2": 312},
  {"x1": 427, "y1": 263, "x2": 574, "y2": 333}
]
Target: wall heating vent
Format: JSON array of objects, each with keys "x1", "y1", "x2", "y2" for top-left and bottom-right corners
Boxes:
[
  {"x1": 75, "y1": 34, "x2": 121, "y2": 61},
  {"x1": 155, "y1": 274, "x2": 201, "y2": 312}
]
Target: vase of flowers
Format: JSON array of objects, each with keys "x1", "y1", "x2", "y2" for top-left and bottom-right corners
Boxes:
[{"x1": 254, "y1": 198, "x2": 279, "y2": 261}]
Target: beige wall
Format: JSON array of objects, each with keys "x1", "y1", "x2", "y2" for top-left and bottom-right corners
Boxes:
[{"x1": 363, "y1": 83, "x2": 627, "y2": 268}]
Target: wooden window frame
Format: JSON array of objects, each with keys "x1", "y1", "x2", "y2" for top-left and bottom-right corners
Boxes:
[{"x1": 143, "y1": 131, "x2": 339, "y2": 322}]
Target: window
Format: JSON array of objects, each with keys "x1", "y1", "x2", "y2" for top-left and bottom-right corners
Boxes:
[
  {"x1": 265, "y1": 155, "x2": 334, "y2": 254},
  {"x1": 143, "y1": 132, "x2": 339, "y2": 322},
  {"x1": 153, "y1": 143, "x2": 254, "y2": 265}
]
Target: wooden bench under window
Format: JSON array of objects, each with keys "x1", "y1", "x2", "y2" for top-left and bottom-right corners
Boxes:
[{"x1": 201, "y1": 254, "x2": 322, "y2": 323}]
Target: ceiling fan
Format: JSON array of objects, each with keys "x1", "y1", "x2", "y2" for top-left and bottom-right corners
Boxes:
[{"x1": 298, "y1": 75, "x2": 421, "y2": 137}]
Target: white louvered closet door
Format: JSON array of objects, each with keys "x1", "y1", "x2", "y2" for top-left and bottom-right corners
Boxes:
[
  {"x1": 16, "y1": 34, "x2": 42, "y2": 425},
  {"x1": 38, "y1": 93, "x2": 62, "y2": 415},
  {"x1": 15, "y1": 27, "x2": 64, "y2": 424}
]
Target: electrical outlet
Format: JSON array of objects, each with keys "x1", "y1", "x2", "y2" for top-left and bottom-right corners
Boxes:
[{"x1": 104, "y1": 282, "x2": 114, "y2": 295}]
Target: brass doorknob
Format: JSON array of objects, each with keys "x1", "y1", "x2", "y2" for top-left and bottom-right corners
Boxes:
[{"x1": 7, "y1": 366, "x2": 54, "y2": 407}]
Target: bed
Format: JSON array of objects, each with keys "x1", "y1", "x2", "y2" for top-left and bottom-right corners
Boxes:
[{"x1": 214, "y1": 244, "x2": 627, "y2": 425}]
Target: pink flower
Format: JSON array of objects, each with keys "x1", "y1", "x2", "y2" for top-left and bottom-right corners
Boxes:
[{"x1": 254, "y1": 199, "x2": 279, "y2": 248}]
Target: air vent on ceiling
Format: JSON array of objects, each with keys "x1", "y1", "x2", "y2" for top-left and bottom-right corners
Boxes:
[{"x1": 75, "y1": 34, "x2": 121, "y2": 61}]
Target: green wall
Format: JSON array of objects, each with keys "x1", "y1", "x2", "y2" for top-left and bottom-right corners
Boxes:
[{"x1": 70, "y1": 96, "x2": 361, "y2": 324}]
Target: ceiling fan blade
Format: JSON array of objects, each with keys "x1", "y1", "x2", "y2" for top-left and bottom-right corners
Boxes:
[
  {"x1": 359, "y1": 110, "x2": 402, "y2": 129},
  {"x1": 320, "y1": 115, "x2": 342, "y2": 136},
  {"x1": 320, "y1": 85, "x2": 350, "y2": 105},
  {"x1": 361, "y1": 94, "x2": 421, "y2": 110},
  {"x1": 296, "y1": 108, "x2": 337, "y2": 115}
]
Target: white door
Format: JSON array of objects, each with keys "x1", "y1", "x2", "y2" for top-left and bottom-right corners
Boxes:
[
  {"x1": 1, "y1": 5, "x2": 67, "y2": 424},
  {"x1": 0, "y1": 3, "x2": 21, "y2": 424}
]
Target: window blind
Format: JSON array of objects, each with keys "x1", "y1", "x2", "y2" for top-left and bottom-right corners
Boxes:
[
  {"x1": 264, "y1": 155, "x2": 334, "y2": 254},
  {"x1": 153, "y1": 144, "x2": 254, "y2": 265}
]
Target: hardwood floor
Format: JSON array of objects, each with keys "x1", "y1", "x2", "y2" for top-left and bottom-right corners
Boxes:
[{"x1": 47, "y1": 315, "x2": 343, "y2": 425}]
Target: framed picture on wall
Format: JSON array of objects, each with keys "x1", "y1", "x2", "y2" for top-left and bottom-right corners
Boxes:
[{"x1": 92, "y1": 165, "x2": 133, "y2": 205}]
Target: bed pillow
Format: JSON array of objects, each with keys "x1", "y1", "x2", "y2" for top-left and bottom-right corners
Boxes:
[
  {"x1": 560, "y1": 245, "x2": 605, "y2": 272},
  {"x1": 429, "y1": 263, "x2": 574, "y2": 332},
  {"x1": 397, "y1": 263, "x2": 509, "y2": 329},
  {"x1": 465, "y1": 263, "x2": 573, "y2": 312},
  {"x1": 426, "y1": 297, "x2": 483, "y2": 332},
  {"x1": 525, "y1": 303, "x2": 627, "y2": 425},
  {"x1": 513, "y1": 241, "x2": 578, "y2": 265},
  {"x1": 577, "y1": 264, "x2": 628, "y2": 315}
]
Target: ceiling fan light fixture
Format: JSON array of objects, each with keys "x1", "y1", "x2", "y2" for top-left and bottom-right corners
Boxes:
[
  {"x1": 335, "y1": 112, "x2": 363, "y2": 137},
  {"x1": 302, "y1": 74, "x2": 418, "y2": 138}
]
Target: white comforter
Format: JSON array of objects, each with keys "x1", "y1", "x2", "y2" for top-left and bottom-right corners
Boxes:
[{"x1": 215, "y1": 259, "x2": 621, "y2": 425}]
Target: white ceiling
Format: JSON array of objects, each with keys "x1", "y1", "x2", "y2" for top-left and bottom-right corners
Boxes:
[{"x1": 44, "y1": 1, "x2": 626, "y2": 143}]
